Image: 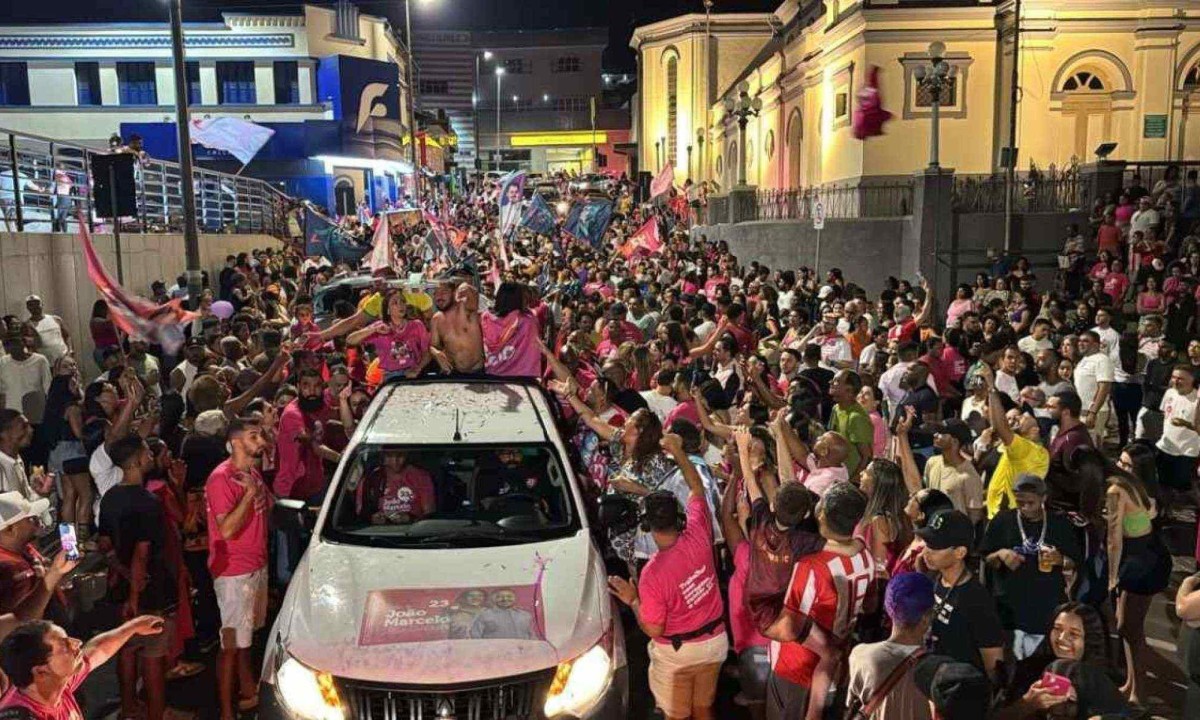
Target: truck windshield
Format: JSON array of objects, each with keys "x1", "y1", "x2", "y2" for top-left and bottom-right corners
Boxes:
[{"x1": 322, "y1": 444, "x2": 581, "y2": 548}]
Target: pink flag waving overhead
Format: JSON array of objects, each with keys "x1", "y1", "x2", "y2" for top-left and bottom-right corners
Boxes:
[
  {"x1": 365, "y1": 211, "x2": 394, "y2": 273},
  {"x1": 650, "y1": 164, "x2": 674, "y2": 199},
  {"x1": 78, "y1": 218, "x2": 197, "y2": 355},
  {"x1": 190, "y1": 117, "x2": 275, "y2": 165},
  {"x1": 618, "y1": 217, "x2": 663, "y2": 259},
  {"x1": 852, "y1": 65, "x2": 893, "y2": 140}
]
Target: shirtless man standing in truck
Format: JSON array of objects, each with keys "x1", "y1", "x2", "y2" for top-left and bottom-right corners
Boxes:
[{"x1": 430, "y1": 281, "x2": 485, "y2": 375}]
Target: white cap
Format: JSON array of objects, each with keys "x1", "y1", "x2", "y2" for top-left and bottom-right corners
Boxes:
[
  {"x1": 0, "y1": 491, "x2": 50, "y2": 532},
  {"x1": 817, "y1": 285, "x2": 834, "y2": 300}
]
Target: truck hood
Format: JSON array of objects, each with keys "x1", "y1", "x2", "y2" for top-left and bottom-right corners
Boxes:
[{"x1": 277, "y1": 532, "x2": 609, "y2": 684}]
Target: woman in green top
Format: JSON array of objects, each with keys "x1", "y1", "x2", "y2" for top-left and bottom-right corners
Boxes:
[{"x1": 1106, "y1": 442, "x2": 1174, "y2": 704}]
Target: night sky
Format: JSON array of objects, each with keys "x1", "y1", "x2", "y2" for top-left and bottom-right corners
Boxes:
[{"x1": 0, "y1": 0, "x2": 778, "y2": 70}]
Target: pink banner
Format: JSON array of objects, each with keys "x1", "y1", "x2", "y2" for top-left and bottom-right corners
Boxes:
[
  {"x1": 359, "y1": 585, "x2": 545, "y2": 646},
  {"x1": 650, "y1": 164, "x2": 674, "y2": 199}
]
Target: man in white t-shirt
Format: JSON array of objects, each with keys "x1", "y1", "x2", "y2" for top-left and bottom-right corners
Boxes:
[
  {"x1": 1017, "y1": 319, "x2": 1054, "y2": 357},
  {"x1": 994, "y1": 347, "x2": 1022, "y2": 403},
  {"x1": 1157, "y1": 366, "x2": 1200, "y2": 492},
  {"x1": 640, "y1": 369, "x2": 680, "y2": 423},
  {"x1": 0, "y1": 335, "x2": 51, "y2": 426},
  {"x1": 813, "y1": 312, "x2": 854, "y2": 371},
  {"x1": 1073, "y1": 331, "x2": 1114, "y2": 446},
  {"x1": 1130, "y1": 196, "x2": 1160, "y2": 238}
]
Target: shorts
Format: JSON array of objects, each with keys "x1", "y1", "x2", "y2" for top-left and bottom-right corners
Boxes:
[
  {"x1": 125, "y1": 613, "x2": 176, "y2": 659},
  {"x1": 647, "y1": 632, "x2": 728, "y2": 719},
  {"x1": 214, "y1": 567, "x2": 268, "y2": 649},
  {"x1": 49, "y1": 440, "x2": 88, "y2": 478}
]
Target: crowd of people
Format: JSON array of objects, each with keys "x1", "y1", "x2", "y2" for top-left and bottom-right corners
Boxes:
[{"x1": 0, "y1": 164, "x2": 1197, "y2": 720}]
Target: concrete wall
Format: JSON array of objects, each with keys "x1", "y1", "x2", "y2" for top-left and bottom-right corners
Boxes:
[
  {"x1": 0, "y1": 231, "x2": 279, "y2": 371},
  {"x1": 691, "y1": 217, "x2": 912, "y2": 295},
  {"x1": 949, "y1": 211, "x2": 1087, "y2": 290}
]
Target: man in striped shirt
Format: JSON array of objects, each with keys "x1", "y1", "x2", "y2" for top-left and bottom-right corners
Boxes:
[{"x1": 763, "y1": 481, "x2": 878, "y2": 720}]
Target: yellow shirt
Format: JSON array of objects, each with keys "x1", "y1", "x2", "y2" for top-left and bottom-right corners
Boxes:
[{"x1": 985, "y1": 434, "x2": 1050, "y2": 517}]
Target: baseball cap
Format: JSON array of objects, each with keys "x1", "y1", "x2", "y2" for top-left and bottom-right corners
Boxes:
[
  {"x1": 1013, "y1": 473, "x2": 1047, "y2": 495},
  {"x1": 25, "y1": 294, "x2": 41, "y2": 303},
  {"x1": 916, "y1": 509, "x2": 974, "y2": 550},
  {"x1": 930, "y1": 418, "x2": 973, "y2": 447},
  {"x1": 0, "y1": 491, "x2": 50, "y2": 532},
  {"x1": 965, "y1": 374, "x2": 986, "y2": 390},
  {"x1": 817, "y1": 286, "x2": 834, "y2": 300},
  {"x1": 913, "y1": 655, "x2": 991, "y2": 718},
  {"x1": 185, "y1": 336, "x2": 205, "y2": 349}
]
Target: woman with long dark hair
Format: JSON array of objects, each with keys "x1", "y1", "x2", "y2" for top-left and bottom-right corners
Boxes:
[
  {"x1": 44, "y1": 355, "x2": 92, "y2": 538},
  {"x1": 481, "y1": 281, "x2": 542, "y2": 377},
  {"x1": 856, "y1": 458, "x2": 914, "y2": 578},
  {"x1": 1106, "y1": 442, "x2": 1179, "y2": 704}
]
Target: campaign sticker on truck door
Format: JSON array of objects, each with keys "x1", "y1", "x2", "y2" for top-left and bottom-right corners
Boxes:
[{"x1": 359, "y1": 585, "x2": 545, "y2": 646}]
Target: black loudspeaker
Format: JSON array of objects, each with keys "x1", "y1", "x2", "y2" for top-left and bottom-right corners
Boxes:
[
  {"x1": 637, "y1": 171, "x2": 651, "y2": 201},
  {"x1": 90, "y1": 152, "x2": 138, "y2": 218}
]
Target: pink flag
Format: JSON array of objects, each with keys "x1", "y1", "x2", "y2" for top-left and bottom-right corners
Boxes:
[
  {"x1": 78, "y1": 218, "x2": 196, "y2": 354},
  {"x1": 852, "y1": 65, "x2": 894, "y2": 140},
  {"x1": 618, "y1": 218, "x2": 662, "y2": 259},
  {"x1": 366, "y1": 212, "x2": 393, "y2": 273},
  {"x1": 650, "y1": 164, "x2": 674, "y2": 199}
]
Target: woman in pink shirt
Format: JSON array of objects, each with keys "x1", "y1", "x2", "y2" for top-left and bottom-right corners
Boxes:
[
  {"x1": 1102, "y1": 258, "x2": 1131, "y2": 304},
  {"x1": 481, "y1": 282, "x2": 543, "y2": 377},
  {"x1": 346, "y1": 291, "x2": 431, "y2": 379},
  {"x1": 856, "y1": 385, "x2": 890, "y2": 458},
  {"x1": 945, "y1": 284, "x2": 976, "y2": 328},
  {"x1": 1136, "y1": 275, "x2": 1165, "y2": 315}
]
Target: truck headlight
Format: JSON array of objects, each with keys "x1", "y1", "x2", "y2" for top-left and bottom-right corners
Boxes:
[
  {"x1": 276, "y1": 656, "x2": 345, "y2": 720},
  {"x1": 543, "y1": 642, "x2": 613, "y2": 718}
]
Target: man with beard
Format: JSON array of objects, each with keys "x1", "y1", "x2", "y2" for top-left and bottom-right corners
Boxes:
[
  {"x1": 430, "y1": 281, "x2": 485, "y2": 374},
  {"x1": 273, "y1": 369, "x2": 338, "y2": 502},
  {"x1": 205, "y1": 418, "x2": 271, "y2": 720}
]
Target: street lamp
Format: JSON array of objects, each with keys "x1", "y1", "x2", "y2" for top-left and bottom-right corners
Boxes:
[
  {"x1": 722, "y1": 81, "x2": 762, "y2": 187},
  {"x1": 654, "y1": 140, "x2": 661, "y2": 169},
  {"x1": 686, "y1": 145, "x2": 693, "y2": 180},
  {"x1": 494, "y1": 66, "x2": 505, "y2": 172},
  {"x1": 697, "y1": 128, "x2": 706, "y2": 183},
  {"x1": 165, "y1": 0, "x2": 201, "y2": 304},
  {"x1": 913, "y1": 41, "x2": 955, "y2": 170},
  {"x1": 473, "y1": 50, "x2": 492, "y2": 175}
]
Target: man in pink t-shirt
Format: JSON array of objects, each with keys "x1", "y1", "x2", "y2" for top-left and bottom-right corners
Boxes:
[
  {"x1": 274, "y1": 369, "x2": 337, "y2": 501},
  {"x1": 369, "y1": 450, "x2": 436, "y2": 524},
  {"x1": 608, "y1": 434, "x2": 729, "y2": 720},
  {"x1": 204, "y1": 418, "x2": 272, "y2": 720},
  {"x1": 0, "y1": 616, "x2": 164, "y2": 720}
]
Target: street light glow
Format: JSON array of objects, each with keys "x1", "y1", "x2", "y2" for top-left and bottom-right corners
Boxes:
[
  {"x1": 483, "y1": 50, "x2": 493, "y2": 60},
  {"x1": 495, "y1": 66, "x2": 505, "y2": 76},
  {"x1": 512, "y1": 94, "x2": 518, "y2": 102},
  {"x1": 543, "y1": 93, "x2": 549, "y2": 102}
]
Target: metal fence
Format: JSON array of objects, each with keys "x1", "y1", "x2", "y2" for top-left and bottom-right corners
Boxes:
[
  {"x1": 952, "y1": 162, "x2": 1083, "y2": 214},
  {"x1": 756, "y1": 181, "x2": 914, "y2": 221},
  {"x1": 0, "y1": 127, "x2": 291, "y2": 235}
]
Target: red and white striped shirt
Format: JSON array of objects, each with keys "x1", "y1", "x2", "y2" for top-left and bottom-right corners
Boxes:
[{"x1": 771, "y1": 547, "x2": 877, "y2": 686}]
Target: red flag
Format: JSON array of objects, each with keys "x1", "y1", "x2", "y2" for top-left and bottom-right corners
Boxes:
[
  {"x1": 852, "y1": 65, "x2": 893, "y2": 140},
  {"x1": 650, "y1": 164, "x2": 674, "y2": 199},
  {"x1": 618, "y1": 218, "x2": 662, "y2": 259},
  {"x1": 78, "y1": 217, "x2": 197, "y2": 354}
]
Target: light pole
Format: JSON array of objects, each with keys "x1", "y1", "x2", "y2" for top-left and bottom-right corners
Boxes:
[
  {"x1": 697, "y1": 129, "x2": 705, "y2": 182},
  {"x1": 402, "y1": 0, "x2": 420, "y2": 204},
  {"x1": 654, "y1": 140, "x2": 661, "y2": 169},
  {"x1": 722, "y1": 81, "x2": 762, "y2": 187},
  {"x1": 686, "y1": 144, "x2": 693, "y2": 180},
  {"x1": 166, "y1": 0, "x2": 201, "y2": 304},
  {"x1": 914, "y1": 41, "x2": 955, "y2": 170},
  {"x1": 473, "y1": 50, "x2": 491, "y2": 176},
  {"x1": 494, "y1": 66, "x2": 504, "y2": 172}
]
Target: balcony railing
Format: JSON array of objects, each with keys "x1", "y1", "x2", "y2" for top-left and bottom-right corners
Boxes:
[
  {"x1": 0, "y1": 126, "x2": 290, "y2": 235},
  {"x1": 756, "y1": 181, "x2": 914, "y2": 221},
  {"x1": 952, "y1": 162, "x2": 1082, "y2": 214}
]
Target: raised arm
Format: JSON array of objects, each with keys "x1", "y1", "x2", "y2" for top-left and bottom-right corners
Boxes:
[
  {"x1": 988, "y1": 383, "x2": 1015, "y2": 446},
  {"x1": 691, "y1": 388, "x2": 734, "y2": 440},
  {"x1": 913, "y1": 277, "x2": 935, "y2": 327},
  {"x1": 225, "y1": 350, "x2": 290, "y2": 417},
  {"x1": 892, "y1": 408, "x2": 923, "y2": 495},
  {"x1": 551, "y1": 379, "x2": 617, "y2": 442},
  {"x1": 661, "y1": 433, "x2": 703, "y2": 499}
]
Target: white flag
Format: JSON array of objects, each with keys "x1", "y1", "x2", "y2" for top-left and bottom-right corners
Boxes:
[
  {"x1": 366, "y1": 212, "x2": 393, "y2": 273},
  {"x1": 190, "y1": 117, "x2": 275, "y2": 165}
]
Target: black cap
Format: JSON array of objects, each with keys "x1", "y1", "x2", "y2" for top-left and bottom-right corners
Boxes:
[
  {"x1": 931, "y1": 418, "x2": 973, "y2": 447},
  {"x1": 916, "y1": 510, "x2": 974, "y2": 550},
  {"x1": 185, "y1": 336, "x2": 204, "y2": 349},
  {"x1": 914, "y1": 655, "x2": 991, "y2": 718},
  {"x1": 1014, "y1": 473, "x2": 1047, "y2": 496}
]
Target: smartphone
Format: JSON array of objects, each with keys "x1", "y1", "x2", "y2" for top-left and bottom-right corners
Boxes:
[
  {"x1": 58, "y1": 523, "x2": 80, "y2": 562},
  {"x1": 1040, "y1": 671, "x2": 1072, "y2": 697}
]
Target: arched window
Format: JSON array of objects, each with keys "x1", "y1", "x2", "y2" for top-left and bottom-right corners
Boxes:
[
  {"x1": 1061, "y1": 71, "x2": 1105, "y2": 92},
  {"x1": 786, "y1": 108, "x2": 803, "y2": 188},
  {"x1": 1186, "y1": 64, "x2": 1200, "y2": 87},
  {"x1": 666, "y1": 56, "x2": 678, "y2": 167}
]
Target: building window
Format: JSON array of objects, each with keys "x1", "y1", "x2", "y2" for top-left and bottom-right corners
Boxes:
[
  {"x1": 217, "y1": 61, "x2": 256, "y2": 105},
  {"x1": 666, "y1": 56, "x2": 678, "y2": 166},
  {"x1": 834, "y1": 91, "x2": 849, "y2": 119},
  {"x1": 75, "y1": 62, "x2": 101, "y2": 106},
  {"x1": 503, "y1": 58, "x2": 529, "y2": 75},
  {"x1": 553, "y1": 96, "x2": 588, "y2": 112},
  {"x1": 332, "y1": 0, "x2": 362, "y2": 42},
  {"x1": 274, "y1": 61, "x2": 299, "y2": 104},
  {"x1": 554, "y1": 56, "x2": 581, "y2": 73},
  {"x1": 1062, "y1": 71, "x2": 1105, "y2": 92},
  {"x1": 915, "y1": 76, "x2": 957, "y2": 107},
  {"x1": 117, "y1": 62, "x2": 157, "y2": 105},
  {"x1": 186, "y1": 61, "x2": 202, "y2": 105},
  {"x1": 0, "y1": 63, "x2": 29, "y2": 106},
  {"x1": 419, "y1": 79, "x2": 449, "y2": 95}
]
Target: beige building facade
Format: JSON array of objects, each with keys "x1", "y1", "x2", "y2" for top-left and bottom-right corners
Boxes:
[{"x1": 631, "y1": 0, "x2": 1200, "y2": 191}]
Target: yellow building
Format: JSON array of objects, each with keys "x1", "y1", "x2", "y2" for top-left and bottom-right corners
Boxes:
[{"x1": 631, "y1": 0, "x2": 1200, "y2": 191}]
